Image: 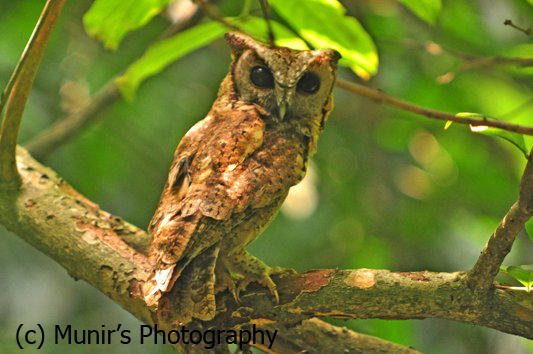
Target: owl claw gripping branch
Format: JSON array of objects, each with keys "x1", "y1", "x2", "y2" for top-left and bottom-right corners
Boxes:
[{"x1": 143, "y1": 32, "x2": 340, "y2": 324}]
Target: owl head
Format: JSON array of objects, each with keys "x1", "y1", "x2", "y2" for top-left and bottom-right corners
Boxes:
[{"x1": 223, "y1": 32, "x2": 340, "y2": 133}]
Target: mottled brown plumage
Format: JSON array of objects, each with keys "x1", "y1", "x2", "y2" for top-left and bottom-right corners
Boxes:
[{"x1": 143, "y1": 32, "x2": 339, "y2": 324}]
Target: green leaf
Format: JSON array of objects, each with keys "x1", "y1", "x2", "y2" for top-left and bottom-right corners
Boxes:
[
  {"x1": 525, "y1": 219, "x2": 533, "y2": 242},
  {"x1": 116, "y1": 21, "x2": 226, "y2": 101},
  {"x1": 269, "y1": 0, "x2": 378, "y2": 79},
  {"x1": 456, "y1": 112, "x2": 486, "y2": 119},
  {"x1": 500, "y1": 265, "x2": 533, "y2": 292},
  {"x1": 399, "y1": 0, "x2": 442, "y2": 24},
  {"x1": 83, "y1": 0, "x2": 173, "y2": 50},
  {"x1": 470, "y1": 126, "x2": 528, "y2": 158},
  {"x1": 457, "y1": 113, "x2": 529, "y2": 158}
]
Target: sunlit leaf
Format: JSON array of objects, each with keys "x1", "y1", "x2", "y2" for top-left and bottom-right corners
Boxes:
[
  {"x1": 83, "y1": 0, "x2": 173, "y2": 50},
  {"x1": 456, "y1": 112, "x2": 486, "y2": 119},
  {"x1": 269, "y1": 0, "x2": 378, "y2": 78},
  {"x1": 116, "y1": 17, "x2": 305, "y2": 100},
  {"x1": 500, "y1": 265, "x2": 533, "y2": 292},
  {"x1": 525, "y1": 219, "x2": 533, "y2": 242},
  {"x1": 469, "y1": 125, "x2": 528, "y2": 158},
  {"x1": 456, "y1": 112, "x2": 528, "y2": 158},
  {"x1": 399, "y1": 0, "x2": 442, "y2": 24},
  {"x1": 444, "y1": 121, "x2": 453, "y2": 130}
]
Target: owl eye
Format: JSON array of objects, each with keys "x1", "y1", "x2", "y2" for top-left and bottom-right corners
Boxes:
[
  {"x1": 250, "y1": 66, "x2": 274, "y2": 88},
  {"x1": 297, "y1": 72, "x2": 320, "y2": 94}
]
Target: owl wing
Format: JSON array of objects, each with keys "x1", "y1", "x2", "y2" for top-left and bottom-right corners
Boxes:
[{"x1": 144, "y1": 105, "x2": 268, "y2": 306}]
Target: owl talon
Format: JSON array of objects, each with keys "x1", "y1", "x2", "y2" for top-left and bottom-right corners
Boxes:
[
  {"x1": 215, "y1": 264, "x2": 243, "y2": 303},
  {"x1": 223, "y1": 249, "x2": 294, "y2": 303},
  {"x1": 235, "y1": 270, "x2": 279, "y2": 303}
]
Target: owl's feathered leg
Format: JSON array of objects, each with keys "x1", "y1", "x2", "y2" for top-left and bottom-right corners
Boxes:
[
  {"x1": 214, "y1": 258, "x2": 240, "y2": 299},
  {"x1": 222, "y1": 248, "x2": 295, "y2": 303}
]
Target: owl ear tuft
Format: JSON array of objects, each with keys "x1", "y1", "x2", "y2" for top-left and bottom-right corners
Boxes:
[
  {"x1": 225, "y1": 32, "x2": 263, "y2": 56},
  {"x1": 324, "y1": 49, "x2": 342, "y2": 63}
]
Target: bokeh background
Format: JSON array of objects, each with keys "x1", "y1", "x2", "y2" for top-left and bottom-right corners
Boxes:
[{"x1": 1, "y1": 0, "x2": 533, "y2": 353}]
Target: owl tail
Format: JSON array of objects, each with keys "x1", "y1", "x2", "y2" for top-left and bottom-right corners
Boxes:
[
  {"x1": 143, "y1": 262, "x2": 184, "y2": 307},
  {"x1": 144, "y1": 245, "x2": 220, "y2": 325}
]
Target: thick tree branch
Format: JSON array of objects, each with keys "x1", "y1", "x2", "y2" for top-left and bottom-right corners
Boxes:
[
  {"x1": 335, "y1": 79, "x2": 533, "y2": 136},
  {"x1": 0, "y1": 0, "x2": 65, "y2": 185},
  {"x1": 1, "y1": 147, "x2": 532, "y2": 353},
  {"x1": 0, "y1": 147, "x2": 419, "y2": 352},
  {"x1": 467, "y1": 147, "x2": 533, "y2": 291}
]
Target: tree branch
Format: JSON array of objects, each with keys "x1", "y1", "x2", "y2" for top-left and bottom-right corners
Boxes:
[
  {"x1": 1, "y1": 147, "x2": 421, "y2": 352},
  {"x1": 335, "y1": 79, "x2": 533, "y2": 136},
  {"x1": 467, "y1": 147, "x2": 533, "y2": 291},
  {"x1": 1, "y1": 147, "x2": 532, "y2": 353},
  {"x1": 25, "y1": 82, "x2": 120, "y2": 160},
  {"x1": 445, "y1": 51, "x2": 533, "y2": 68},
  {"x1": 0, "y1": 0, "x2": 65, "y2": 185}
]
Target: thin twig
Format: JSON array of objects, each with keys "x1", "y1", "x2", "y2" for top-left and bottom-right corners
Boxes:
[
  {"x1": 0, "y1": 0, "x2": 65, "y2": 185},
  {"x1": 402, "y1": 39, "x2": 533, "y2": 67},
  {"x1": 402, "y1": 39, "x2": 533, "y2": 84},
  {"x1": 437, "y1": 54, "x2": 533, "y2": 84},
  {"x1": 445, "y1": 48, "x2": 533, "y2": 67},
  {"x1": 504, "y1": 19, "x2": 532, "y2": 36},
  {"x1": 335, "y1": 79, "x2": 533, "y2": 136},
  {"x1": 467, "y1": 147, "x2": 533, "y2": 292},
  {"x1": 196, "y1": 0, "x2": 243, "y2": 32},
  {"x1": 259, "y1": 0, "x2": 275, "y2": 47}
]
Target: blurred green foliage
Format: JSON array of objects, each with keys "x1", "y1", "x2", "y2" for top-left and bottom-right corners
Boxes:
[
  {"x1": 1, "y1": 0, "x2": 532, "y2": 353},
  {"x1": 501, "y1": 265, "x2": 533, "y2": 291},
  {"x1": 84, "y1": 0, "x2": 174, "y2": 49}
]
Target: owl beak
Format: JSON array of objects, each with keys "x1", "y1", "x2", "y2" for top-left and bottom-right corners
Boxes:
[
  {"x1": 276, "y1": 88, "x2": 292, "y2": 120},
  {"x1": 278, "y1": 101, "x2": 288, "y2": 120}
]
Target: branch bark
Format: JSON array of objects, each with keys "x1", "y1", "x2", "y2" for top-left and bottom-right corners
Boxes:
[
  {"x1": 1, "y1": 147, "x2": 532, "y2": 353},
  {"x1": 467, "y1": 147, "x2": 533, "y2": 292}
]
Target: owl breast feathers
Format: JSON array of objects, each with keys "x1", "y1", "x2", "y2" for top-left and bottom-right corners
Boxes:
[{"x1": 143, "y1": 32, "x2": 339, "y2": 323}]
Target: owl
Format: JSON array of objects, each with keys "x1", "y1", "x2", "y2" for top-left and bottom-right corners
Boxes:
[{"x1": 143, "y1": 32, "x2": 340, "y2": 323}]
